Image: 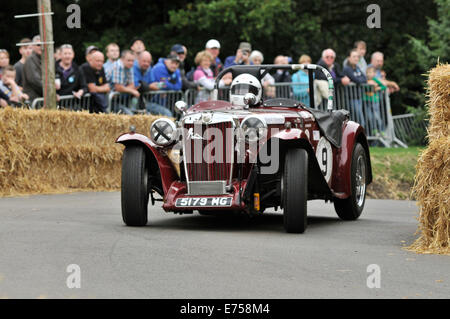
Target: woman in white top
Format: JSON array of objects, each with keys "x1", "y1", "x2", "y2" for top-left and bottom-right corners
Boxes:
[{"x1": 249, "y1": 50, "x2": 275, "y2": 98}]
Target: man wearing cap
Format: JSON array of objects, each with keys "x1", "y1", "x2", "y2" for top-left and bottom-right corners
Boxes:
[
  {"x1": 85, "y1": 45, "x2": 99, "y2": 63},
  {"x1": 224, "y1": 42, "x2": 253, "y2": 68},
  {"x1": 80, "y1": 45, "x2": 100, "y2": 77},
  {"x1": 205, "y1": 39, "x2": 223, "y2": 77},
  {"x1": 149, "y1": 53, "x2": 182, "y2": 114},
  {"x1": 170, "y1": 44, "x2": 197, "y2": 91},
  {"x1": 151, "y1": 53, "x2": 182, "y2": 91}
]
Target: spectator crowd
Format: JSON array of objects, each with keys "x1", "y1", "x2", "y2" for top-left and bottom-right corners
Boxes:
[{"x1": 0, "y1": 36, "x2": 400, "y2": 124}]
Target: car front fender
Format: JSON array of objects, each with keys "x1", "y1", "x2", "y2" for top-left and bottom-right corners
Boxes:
[{"x1": 116, "y1": 133, "x2": 179, "y2": 196}]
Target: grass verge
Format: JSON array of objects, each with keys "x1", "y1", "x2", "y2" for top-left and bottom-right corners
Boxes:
[{"x1": 367, "y1": 146, "x2": 422, "y2": 200}]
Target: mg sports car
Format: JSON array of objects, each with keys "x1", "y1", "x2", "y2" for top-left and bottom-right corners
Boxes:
[{"x1": 116, "y1": 64, "x2": 372, "y2": 233}]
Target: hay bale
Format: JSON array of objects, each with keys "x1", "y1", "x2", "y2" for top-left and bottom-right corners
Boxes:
[
  {"x1": 426, "y1": 64, "x2": 450, "y2": 141},
  {"x1": 408, "y1": 64, "x2": 450, "y2": 255},
  {"x1": 0, "y1": 107, "x2": 160, "y2": 196}
]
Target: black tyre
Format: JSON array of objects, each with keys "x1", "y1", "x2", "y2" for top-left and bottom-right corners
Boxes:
[
  {"x1": 282, "y1": 148, "x2": 308, "y2": 233},
  {"x1": 121, "y1": 146, "x2": 149, "y2": 226},
  {"x1": 334, "y1": 143, "x2": 367, "y2": 220}
]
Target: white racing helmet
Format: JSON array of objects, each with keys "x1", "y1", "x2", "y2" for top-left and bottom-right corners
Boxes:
[{"x1": 229, "y1": 73, "x2": 262, "y2": 107}]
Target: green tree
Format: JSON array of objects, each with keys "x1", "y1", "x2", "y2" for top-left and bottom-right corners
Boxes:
[
  {"x1": 0, "y1": 0, "x2": 438, "y2": 113},
  {"x1": 409, "y1": 0, "x2": 449, "y2": 69}
]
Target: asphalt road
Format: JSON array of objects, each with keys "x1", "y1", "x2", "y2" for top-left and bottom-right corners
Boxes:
[{"x1": 0, "y1": 192, "x2": 449, "y2": 299}]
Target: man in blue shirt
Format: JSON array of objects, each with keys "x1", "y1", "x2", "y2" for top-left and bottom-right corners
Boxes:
[
  {"x1": 149, "y1": 54, "x2": 181, "y2": 114},
  {"x1": 133, "y1": 51, "x2": 155, "y2": 88},
  {"x1": 134, "y1": 51, "x2": 172, "y2": 116},
  {"x1": 151, "y1": 54, "x2": 182, "y2": 91}
]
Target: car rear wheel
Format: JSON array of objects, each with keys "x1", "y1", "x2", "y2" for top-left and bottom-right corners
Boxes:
[
  {"x1": 334, "y1": 143, "x2": 367, "y2": 220},
  {"x1": 121, "y1": 145, "x2": 149, "y2": 226},
  {"x1": 283, "y1": 148, "x2": 308, "y2": 233}
]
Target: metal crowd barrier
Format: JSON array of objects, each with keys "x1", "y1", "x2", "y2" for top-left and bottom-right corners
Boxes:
[
  {"x1": 28, "y1": 83, "x2": 418, "y2": 148},
  {"x1": 184, "y1": 83, "x2": 411, "y2": 147},
  {"x1": 184, "y1": 87, "x2": 230, "y2": 106},
  {"x1": 31, "y1": 93, "x2": 92, "y2": 111},
  {"x1": 31, "y1": 93, "x2": 91, "y2": 111},
  {"x1": 263, "y1": 82, "x2": 408, "y2": 147},
  {"x1": 108, "y1": 90, "x2": 183, "y2": 115},
  {"x1": 392, "y1": 113, "x2": 428, "y2": 145}
]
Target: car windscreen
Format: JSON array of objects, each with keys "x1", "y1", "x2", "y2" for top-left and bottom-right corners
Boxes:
[{"x1": 231, "y1": 84, "x2": 259, "y2": 96}]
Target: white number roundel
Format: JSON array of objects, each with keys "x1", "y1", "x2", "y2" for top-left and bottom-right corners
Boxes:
[{"x1": 315, "y1": 137, "x2": 333, "y2": 183}]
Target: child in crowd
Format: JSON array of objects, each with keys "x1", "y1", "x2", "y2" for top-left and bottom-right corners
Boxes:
[
  {"x1": 0, "y1": 49, "x2": 10, "y2": 80},
  {"x1": 364, "y1": 66, "x2": 386, "y2": 133},
  {"x1": 0, "y1": 65, "x2": 29, "y2": 107},
  {"x1": 366, "y1": 67, "x2": 386, "y2": 91}
]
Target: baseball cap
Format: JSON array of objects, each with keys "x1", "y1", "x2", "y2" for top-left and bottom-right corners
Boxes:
[
  {"x1": 85, "y1": 45, "x2": 99, "y2": 56},
  {"x1": 167, "y1": 53, "x2": 181, "y2": 63},
  {"x1": 238, "y1": 42, "x2": 252, "y2": 53},
  {"x1": 205, "y1": 39, "x2": 221, "y2": 49},
  {"x1": 171, "y1": 44, "x2": 184, "y2": 54}
]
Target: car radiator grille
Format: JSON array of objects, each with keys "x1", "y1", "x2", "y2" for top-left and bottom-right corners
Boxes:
[{"x1": 183, "y1": 122, "x2": 234, "y2": 182}]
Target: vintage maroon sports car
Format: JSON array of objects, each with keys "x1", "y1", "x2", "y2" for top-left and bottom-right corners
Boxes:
[{"x1": 116, "y1": 64, "x2": 372, "y2": 233}]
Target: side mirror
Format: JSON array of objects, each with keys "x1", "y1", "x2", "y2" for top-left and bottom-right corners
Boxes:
[
  {"x1": 175, "y1": 100, "x2": 187, "y2": 114},
  {"x1": 243, "y1": 93, "x2": 256, "y2": 107}
]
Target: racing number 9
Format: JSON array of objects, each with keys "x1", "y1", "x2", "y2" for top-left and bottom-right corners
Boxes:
[
  {"x1": 315, "y1": 137, "x2": 333, "y2": 183},
  {"x1": 322, "y1": 148, "x2": 327, "y2": 176}
]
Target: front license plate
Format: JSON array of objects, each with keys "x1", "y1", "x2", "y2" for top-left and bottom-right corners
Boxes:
[{"x1": 175, "y1": 197, "x2": 232, "y2": 207}]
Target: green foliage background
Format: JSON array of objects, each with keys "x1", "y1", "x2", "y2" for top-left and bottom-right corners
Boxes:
[{"x1": 1, "y1": 0, "x2": 448, "y2": 114}]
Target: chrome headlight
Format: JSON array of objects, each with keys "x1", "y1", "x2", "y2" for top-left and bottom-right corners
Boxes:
[
  {"x1": 240, "y1": 115, "x2": 268, "y2": 143},
  {"x1": 150, "y1": 118, "x2": 177, "y2": 146}
]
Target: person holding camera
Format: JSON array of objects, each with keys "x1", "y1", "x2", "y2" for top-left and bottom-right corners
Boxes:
[{"x1": 224, "y1": 42, "x2": 253, "y2": 68}]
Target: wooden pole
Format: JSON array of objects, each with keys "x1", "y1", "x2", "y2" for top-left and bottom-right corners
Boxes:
[{"x1": 38, "y1": 0, "x2": 56, "y2": 109}]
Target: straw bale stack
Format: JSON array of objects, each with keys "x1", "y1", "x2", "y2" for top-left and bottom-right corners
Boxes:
[
  {"x1": 0, "y1": 107, "x2": 159, "y2": 196},
  {"x1": 408, "y1": 64, "x2": 450, "y2": 255}
]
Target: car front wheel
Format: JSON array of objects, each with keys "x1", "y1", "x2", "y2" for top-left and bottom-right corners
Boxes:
[
  {"x1": 282, "y1": 148, "x2": 308, "y2": 233},
  {"x1": 334, "y1": 143, "x2": 367, "y2": 220},
  {"x1": 121, "y1": 145, "x2": 149, "y2": 226}
]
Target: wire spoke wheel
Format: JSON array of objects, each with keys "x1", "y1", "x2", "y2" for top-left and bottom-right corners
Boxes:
[{"x1": 334, "y1": 143, "x2": 368, "y2": 220}]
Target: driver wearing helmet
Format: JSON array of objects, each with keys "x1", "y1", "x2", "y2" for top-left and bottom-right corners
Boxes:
[{"x1": 229, "y1": 73, "x2": 262, "y2": 107}]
